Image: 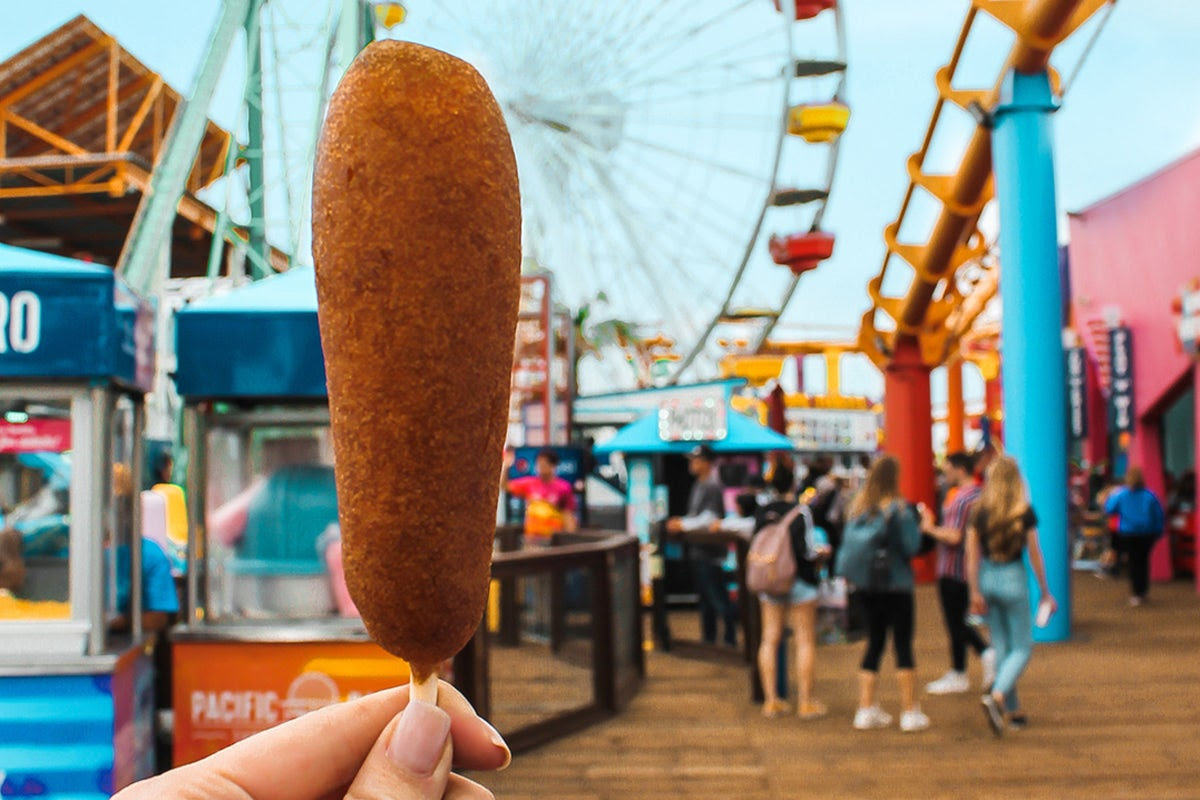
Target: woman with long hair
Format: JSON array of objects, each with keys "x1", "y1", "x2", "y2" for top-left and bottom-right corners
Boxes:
[
  {"x1": 966, "y1": 456, "x2": 1057, "y2": 735},
  {"x1": 754, "y1": 466, "x2": 829, "y2": 719},
  {"x1": 1103, "y1": 465, "x2": 1165, "y2": 606},
  {"x1": 844, "y1": 455, "x2": 927, "y2": 732}
]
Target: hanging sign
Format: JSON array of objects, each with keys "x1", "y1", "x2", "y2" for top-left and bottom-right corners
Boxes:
[
  {"x1": 657, "y1": 390, "x2": 727, "y2": 442},
  {"x1": 786, "y1": 407, "x2": 879, "y2": 452},
  {"x1": 1108, "y1": 327, "x2": 1134, "y2": 433},
  {"x1": 1065, "y1": 347, "x2": 1088, "y2": 440}
]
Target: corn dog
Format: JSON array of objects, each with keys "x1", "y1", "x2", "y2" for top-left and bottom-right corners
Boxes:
[{"x1": 312, "y1": 40, "x2": 520, "y2": 683}]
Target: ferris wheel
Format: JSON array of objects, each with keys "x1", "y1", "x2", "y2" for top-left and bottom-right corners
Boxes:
[
  {"x1": 385, "y1": 0, "x2": 848, "y2": 391},
  {"x1": 182, "y1": 0, "x2": 845, "y2": 392}
]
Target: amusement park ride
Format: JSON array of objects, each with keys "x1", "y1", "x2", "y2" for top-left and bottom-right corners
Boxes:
[{"x1": 0, "y1": 0, "x2": 1120, "y2": 789}]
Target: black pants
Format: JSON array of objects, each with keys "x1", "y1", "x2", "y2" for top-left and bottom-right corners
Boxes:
[
  {"x1": 691, "y1": 558, "x2": 737, "y2": 645},
  {"x1": 937, "y1": 577, "x2": 990, "y2": 671},
  {"x1": 860, "y1": 591, "x2": 915, "y2": 672},
  {"x1": 1120, "y1": 534, "x2": 1156, "y2": 599}
]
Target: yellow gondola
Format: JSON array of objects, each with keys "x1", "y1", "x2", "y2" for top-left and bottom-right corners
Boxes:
[{"x1": 787, "y1": 102, "x2": 850, "y2": 144}]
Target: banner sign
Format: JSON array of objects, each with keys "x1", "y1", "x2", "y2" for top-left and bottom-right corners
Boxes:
[
  {"x1": 173, "y1": 641, "x2": 408, "y2": 766},
  {"x1": 1065, "y1": 347, "x2": 1088, "y2": 440},
  {"x1": 0, "y1": 417, "x2": 70, "y2": 453},
  {"x1": 1108, "y1": 326, "x2": 1134, "y2": 433},
  {"x1": 786, "y1": 408, "x2": 879, "y2": 452}
]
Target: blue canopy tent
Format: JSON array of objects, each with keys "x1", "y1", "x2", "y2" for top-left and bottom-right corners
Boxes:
[
  {"x1": 174, "y1": 266, "x2": 326, "y2": 399},
  {"x1": 594, "y1": 407, "x2": 793, "y2": 455},
  {"x1": 0, "y1": 243, "x2": 153, "y2": 389}
]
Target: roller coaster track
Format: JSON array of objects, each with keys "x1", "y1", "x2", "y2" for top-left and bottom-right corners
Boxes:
[{"x1": 856, "y1": 0, "x2": 1115, "y2": 371}]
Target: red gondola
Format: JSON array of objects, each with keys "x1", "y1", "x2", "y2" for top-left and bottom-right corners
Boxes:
[
  {"x1": 769, "y1": 231, "x2": 835, "y2": 275},
  {"x1": 772, "y1": 0, "x2": 837, "y2": 21}
]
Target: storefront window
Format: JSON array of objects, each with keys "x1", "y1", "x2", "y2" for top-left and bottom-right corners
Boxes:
[
  {"x1": 204, "y1": 415, "x2": 349, "y2": 621},
  {"x1": 0, "y1": 396, "x2": 73, "y2": 620}
]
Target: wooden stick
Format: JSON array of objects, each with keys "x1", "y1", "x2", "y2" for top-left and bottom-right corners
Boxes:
[{"x1": 411, "y1": 669, "x2": 438, "y2": 706}]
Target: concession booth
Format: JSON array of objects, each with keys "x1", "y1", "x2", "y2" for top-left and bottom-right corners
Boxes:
[
  {"x1": 170, "y1": 267, "x2": 407, "y2": 765},
  {"x1": 0, "y1": 245, "x2": 157, "y2": 795}
]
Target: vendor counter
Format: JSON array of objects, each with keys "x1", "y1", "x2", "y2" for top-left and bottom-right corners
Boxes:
[{"x1": 170, "y1": 622, "x2": 407, "y2": 764}]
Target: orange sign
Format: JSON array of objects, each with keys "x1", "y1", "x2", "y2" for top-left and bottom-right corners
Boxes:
[{"x1": 172, "y1": 640, "x2": 410, "y2": 766}]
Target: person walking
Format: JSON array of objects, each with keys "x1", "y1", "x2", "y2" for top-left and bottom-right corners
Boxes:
[
  {"x1": 920, "y1": 452, "x2": 995, "y2": 694},
  {"x1": 966, "y1": 456, "x2": 1057, "y2": 736},
  {"x1": 754, "y1": 466, "x2": 830, "y2": 719},
  {"x1": 666, "y1": 444, "x2": 737, "y2": 646},
  {"x1": 843, "y1": 455, "x2": 929, "y2": 733},
  {"x1": 1103, "y1": 465, "x2": 1165, "y2": 606}
]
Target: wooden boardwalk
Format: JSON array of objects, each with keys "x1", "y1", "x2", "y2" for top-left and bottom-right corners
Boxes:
[{"x1": 475, "y1": 575, "x2": 1200, "y2": 799}]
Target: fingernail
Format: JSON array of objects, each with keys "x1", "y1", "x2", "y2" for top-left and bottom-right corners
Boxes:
[
  {"x1": 480, "y1": 718, "x2": 512, "y2": 770},
  {"x1": 386, "y1": 700, "x2": 451, "y2": 776}
]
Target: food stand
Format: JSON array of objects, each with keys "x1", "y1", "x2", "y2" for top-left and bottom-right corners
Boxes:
[
  {"x1": 170, "y1": 267, "x2": 407, "y2": 766},
  {"x1": 0, "y1": 245, "x2": 157, "y2": 794},
  {"x1": 591, "y1": 383, "x2": 793, "y2": 657}
]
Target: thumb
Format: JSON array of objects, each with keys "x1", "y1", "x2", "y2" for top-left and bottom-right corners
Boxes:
[{"x1": 346, "y1": 700, "x2": 453, "y2": 800}]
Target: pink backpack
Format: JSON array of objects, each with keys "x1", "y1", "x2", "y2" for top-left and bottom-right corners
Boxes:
[{"x1": 746, "y1": 505, "x2": 807, "y2": 596}]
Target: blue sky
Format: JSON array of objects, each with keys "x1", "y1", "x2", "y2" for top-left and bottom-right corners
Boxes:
[{"x1": 2, "y1": 1, "x2": 1198, "y2": 404}]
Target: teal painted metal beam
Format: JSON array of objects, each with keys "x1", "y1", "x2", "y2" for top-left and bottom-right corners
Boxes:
[
  {"x1": 991, "y1": 69, "x2": 1070, "y2": 643},
  {"x1": 118, "y1": 0, "x2": 251, "y2": 295},
  {"x1": 243, "y1": 0, "x2": 269, "y2": 278}
]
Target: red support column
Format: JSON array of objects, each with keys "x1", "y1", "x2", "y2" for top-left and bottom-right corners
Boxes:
[
  {"x1": 884, "y1": 339, "x2": 936, "y2": 583},
  {"x1": 984, "y1": 375, "x2": 1004, "y2": 445},
  {"x1": 946, "y1": 359, "x2": 965, "y2": 454},
  {"x1": 1083, "y1": 353, "x2": 1108, "y2": 468},
  {"x1": 1194, "y1": 364, "x2": 1200, "y2": 593},
  {"x1": 1132, "y1": 419, "x2": 1172, "y2": 582}
]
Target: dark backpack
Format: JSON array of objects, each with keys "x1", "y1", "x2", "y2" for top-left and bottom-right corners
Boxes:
[
  {"x1": 835, "y1": 507, "x2": 896, "y2": 592},
  {"x1": 746, "y1": 504, "x2": 808, "y2": 596}
]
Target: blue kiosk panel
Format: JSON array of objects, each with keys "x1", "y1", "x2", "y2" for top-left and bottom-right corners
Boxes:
[
  {"x1": 174, "y1": 267, "x2": 327, "y2": 399},
  {"x1": 0, "y1": 244, "x2": 153, "y2": 391}
]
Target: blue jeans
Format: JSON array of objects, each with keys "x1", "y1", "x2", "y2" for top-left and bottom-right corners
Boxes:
[
  {"x1": 979, "y1": 560, "x2": 1032, "y2": 713},
  {"x1": 691, "y1": 558, "x2": 737, "y2": 645}
]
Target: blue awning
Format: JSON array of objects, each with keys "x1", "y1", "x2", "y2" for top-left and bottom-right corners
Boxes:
[
  {"x1": 174, "y1": 268, "x2": 327, "y2": 399},
  {"x1": 0, "y1": 243, "x2": 153, "y2": 390},
  {"x1": 594, "y1": 407, "x2": 793, "y2": 455}
]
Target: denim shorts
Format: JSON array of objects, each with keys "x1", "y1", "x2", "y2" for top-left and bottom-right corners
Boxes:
[{"x1": 760, "y1": 579, "x2": 820, "y2": 606}]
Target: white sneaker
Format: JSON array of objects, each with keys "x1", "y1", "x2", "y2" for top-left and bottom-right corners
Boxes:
[
  {"x1": 853, "y1": 705, "x2": 893, "y2": 730},
  {"x1": 900, "y1": 707, "x2": 931, "y2": 732},
  {"x1": 925, "y1": 670, "x2": 970, "y2": 695},
  {"x1": 980, "y1": 648, "x2": 997, "y2": 689}
]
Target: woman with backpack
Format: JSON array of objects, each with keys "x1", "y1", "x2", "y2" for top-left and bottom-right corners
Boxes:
[
  {"x1": 752, "y1": 467, "x2": 830, "y2": 719},
  {"x1": 837, "y1": 455, "x2": 928, "y2": 732},
  {"x1": 1103, "y1": 465, "x2": 1165, "y2": 606},
  {"x1": 966, "y1": 456, "x2": 1057, "y2": 735}
]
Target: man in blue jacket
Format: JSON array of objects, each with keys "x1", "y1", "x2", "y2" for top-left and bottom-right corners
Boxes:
[{"x1": 1104, "y1": 466, "x2": 1165, "y2": 606}]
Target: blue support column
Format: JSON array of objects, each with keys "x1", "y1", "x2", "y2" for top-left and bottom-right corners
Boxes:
[{"x1": 991, "y1": 69, "x2": 1071, "y2": 642}]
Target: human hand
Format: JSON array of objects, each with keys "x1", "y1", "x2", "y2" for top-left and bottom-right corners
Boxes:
[
  {"x1": 918, "y1": 504, "x2": 934, "y2": 531},
  {"x1": 708, "y1": 520, "x2": 723, "y2": 533},
  {"x1": 665, "y1": 518, "x2": 683, "y2": 533},
  {"x1": 969, "y1": 591, "x2": 987, "y2": 617},
  {"x1": 114, "y1": 680, "x2": 509, "y2": 800}
]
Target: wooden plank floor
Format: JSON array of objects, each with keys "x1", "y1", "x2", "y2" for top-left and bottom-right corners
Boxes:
[{"x1": 475, "y1": 574, "x2": 1200, "y2": 799}]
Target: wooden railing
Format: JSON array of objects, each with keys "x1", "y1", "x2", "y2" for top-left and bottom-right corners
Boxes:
[{"x1": 453, "y1": 527, "x2": 644, "y2": 754}]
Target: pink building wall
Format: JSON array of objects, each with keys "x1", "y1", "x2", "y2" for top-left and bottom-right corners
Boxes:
[{"x1": 1067, "y1": 148, "x2": 1200, "y2": 588}]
